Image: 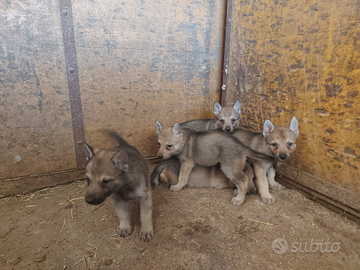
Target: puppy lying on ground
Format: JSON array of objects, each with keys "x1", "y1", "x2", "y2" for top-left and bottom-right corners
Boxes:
[
  {"x1": 151, "y1": 158, "x2": 256, "y2": 195},
  {"x1": 83, "y1": 132, "x2": 154, "y2": 242}
]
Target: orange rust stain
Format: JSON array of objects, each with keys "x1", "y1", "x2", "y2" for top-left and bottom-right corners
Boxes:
[{"x1": 228, "y1": 0, "x2": 360, "y2": 197}]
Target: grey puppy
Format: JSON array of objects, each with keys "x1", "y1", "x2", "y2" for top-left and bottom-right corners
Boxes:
[
  {"x1": 83, "y1": 132, "x2": 154, "y2": 242},
  {"x1": 151, "y1": 158, "x2": 256, "y2": 195},
  {"x1": 181, "y1": 100, "x2": 241, "y2": 133},
  {"x1": 156, "y1": 122, "x2": 276, "y2": 205}
]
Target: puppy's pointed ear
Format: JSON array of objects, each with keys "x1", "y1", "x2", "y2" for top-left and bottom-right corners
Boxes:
[
  {"x1": 233, "y1": 100, "x2": 241, "y2": 114},
  {"x1": 83, "y1": 143, "x2": 94, "y2": 161},
  {"x1": 111, "y1": 149, "x2": 129, "y2": 171},
  {"x1": 156, "y1": 121, "x2": 162, "y2": 134},
  {"x1": 289, "y1": 116, "x2": 299, "y2": 137},
  {"x1": 172, "y1": 122, "x2": 182, "y2": 136},
  {"x1": 214, "y1": 101, "x2": 222, "y2": 115},
  {"x1": 263, "y1": 120, "x2": 275, "y2": 136}
]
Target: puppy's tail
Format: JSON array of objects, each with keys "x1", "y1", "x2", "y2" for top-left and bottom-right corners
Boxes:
[
  {"x1": 151, "y1": 163, "x2": 163, "y2": 189},
  {"x1": 107, "y1": 131, "x2": 130, "y2": 147},
  {"x1": 245, "y1": 149, "x2": 277, "y2": 168}
]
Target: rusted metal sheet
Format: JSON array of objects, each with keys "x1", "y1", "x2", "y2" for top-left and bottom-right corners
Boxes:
[
  {"x1": 72, "y1": 0, "x2": 225, "y2": 156},
  {"x1": 227, "y1": 0, "x2": 360, "y2": 210},
  {"x1": 0, "y1": 0, "x2": 77, "y2": 180},
  {"x1": 0, "y1": 0, "x2": 225, "y2": 195}
]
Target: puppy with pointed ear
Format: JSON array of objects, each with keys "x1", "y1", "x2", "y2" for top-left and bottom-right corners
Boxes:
[
  {"x1": 156, "y1": 121, "x2": 185, "y2": 159},
  {"x1": 289, "y1": 116, "x2": 299, "y2": 138},
  {"x1": 262, "y1": 117, "x2": 299, "y2": 162},
  {"x1": 83, "y1": 132, "x2": 154, "y2": 242}
]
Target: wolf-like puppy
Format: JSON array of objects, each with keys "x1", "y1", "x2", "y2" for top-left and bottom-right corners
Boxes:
[
  {"x1": 156, "y1": 121, "x2": 276, "y2": 205},
  {"x1": 83, "y1": 132, "x2": 154, "y2": 242},
  {"x1": 151, "y1": 158, "x2": 256, "y2": 195},
  {"x1": 180, "y1": 100, "x2": 241, "y2": 133},
  {"x1": 232, "y1": 117, "x2": 299, "y2": 204}
]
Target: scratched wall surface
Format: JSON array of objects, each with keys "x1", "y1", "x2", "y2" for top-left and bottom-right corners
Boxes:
[
  {"x1": 73, "y1": 0, "x2": 225, "y2": 156},
  {"x1": 0, "y1": 0, "x2": 224, "y2": 184},
  {"x1": 0, "y1": 0, "x2": 77, "y2": 180},
  {"x1": 228, "y1": 0, "x2": 360, "y2": 210}
]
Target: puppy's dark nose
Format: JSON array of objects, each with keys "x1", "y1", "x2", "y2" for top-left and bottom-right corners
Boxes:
[
  {"x1": 157, "y1": 153, "x2": 163, "y2": 158},
  {"x1": 279, "y1": 154, "x2": 288, "y2": 160},
  {"x1": 247, "y1": 188, "x2": 256, "y2": 195},
  {"x1": 85, "y1": 196, "x2": 94, "y2": 204},
  {"x1": 225, "y1": 127, "x2": 231, "y2": 132}
]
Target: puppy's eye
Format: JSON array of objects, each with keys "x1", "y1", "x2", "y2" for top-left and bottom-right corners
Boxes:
[
  {"x1": 166, "y1": 144, "x2": 173, "y2": 150},
  {"x1": 220, "y1": 119, "x2": 225, "y2": 123},
  {"x1": 231, "y1": 118, "x2": 236, "y2": 123},
  {"x1": 271, "y1": 142, "x2": 277, "y2": 147},
  {"x1": 158, "y1": 142, "x2": 161, "y2": 148},
  {"x1": 86, "y1": 178, "x2": 90, "y2": 186},
  {"x1": 287, "y1": 142, "x2": 293, "y2": 147},
  {"x1": 102, "y1": 179, "x2": 114, "y2": 185}
]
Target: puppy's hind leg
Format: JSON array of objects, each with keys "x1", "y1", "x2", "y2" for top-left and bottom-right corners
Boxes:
[
  {"x1": 267, "y1": 167, "x2": 282, "y2": 191},
  {"x1": 254, "y1": 163, "x2": 275, "y2": 204},
  {"x1": 139, "y1": 189, "x2": 154, "y2": 242},
  {"x1": 113, "y1": 199, "x2": 132, "y2": 237},
  {"x1": 170, "y1": 162, "x2": 194, "y2": 192},
  {"x1": 221, "y1": 161, "x2": 248, "y2": 206}
]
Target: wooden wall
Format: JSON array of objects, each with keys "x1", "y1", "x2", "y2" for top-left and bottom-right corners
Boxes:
[
  {"x1": 0, "y1": 0, "x2": 225, "y2": 196},
  {"x1": 226, "y1": 0, "x2": 360, "y2": 212}
]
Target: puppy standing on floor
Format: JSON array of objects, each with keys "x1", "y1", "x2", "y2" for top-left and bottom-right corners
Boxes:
[
  {"x1": 83, "y1": 132, "x2": 154, "y2": 242},
  {"x1": 232, "y1": 117, "x2": 299, "y2": 204},
  {"x1": 152, "y1": 100, "x2": 256, "y2": 195},
  {"x1": 156, "y1": 122, "x2": 276, "y2": 205}
]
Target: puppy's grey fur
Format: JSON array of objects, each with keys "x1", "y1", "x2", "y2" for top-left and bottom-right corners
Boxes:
[
  {"x1": 232, "y1": 117, "x2": 299, "y2": 204},
  {"x1": 156, "y1": 122, "x2": 276, "y2": 205},
  {"x1": 180, "y1": 100, "x2": 241, "y2": 133},
  {"x1": 151, "y1": 158, "x2": 256, "y2": 195},
  {"x1": 84, "y1": 132, "x2": 154, "y2": 242}
]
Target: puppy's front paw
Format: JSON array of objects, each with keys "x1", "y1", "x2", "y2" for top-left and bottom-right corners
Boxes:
[
  {"x1": 261, "y1": 195, "x2": 276, "y2": 204},
  {"x1": 170, "y1": 184, "x2": 183, "y2": 192},
  {"x1": 269, "y1": 182, "x2": 282, "y2": 191},
  {"x1": 118, "y1": 224, "x2": 133, "y2": 237},
  {"x1": 139, "y1": 229, "x2": 154, "y2": 242},
  {"x1": 231, "y1": 196, "x2": 245, "y2": 206}
]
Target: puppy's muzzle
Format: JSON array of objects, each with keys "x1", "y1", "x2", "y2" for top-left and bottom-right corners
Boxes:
[
  {"x1": 85, "y1": 193, "x2": 106, "y2": 205},
  {"x1": 157, "y1": 153, "x2": 163, "y2": 158},
  {"x1": 225, "y1": 127, "x2": 232, "y2": 133},
  {"x1": 247, "y1": 187, "x2": 256, "y2": 195}
]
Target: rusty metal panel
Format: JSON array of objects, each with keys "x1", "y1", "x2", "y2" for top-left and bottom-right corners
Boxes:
[
  {"x1": 0, "y1": 0, "x2": 77, "y2": 180},
  {"x1": 72, "y1": 0, "x2": 225, "y2": 156},
  {"x1": 228, "y1": 0, "x2": 360, "y2": 210}
]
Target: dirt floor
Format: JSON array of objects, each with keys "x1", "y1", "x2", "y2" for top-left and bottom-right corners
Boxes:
[{"x1": 0, "y1": 169, "x2": 359, "y2": 270}]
